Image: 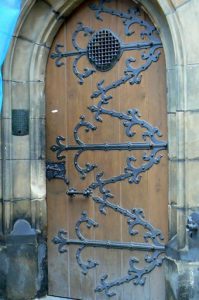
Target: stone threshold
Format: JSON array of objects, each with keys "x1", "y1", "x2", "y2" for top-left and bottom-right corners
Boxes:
[{"x1": 35, "y1": 296, "x2": 72, "y2": 300}]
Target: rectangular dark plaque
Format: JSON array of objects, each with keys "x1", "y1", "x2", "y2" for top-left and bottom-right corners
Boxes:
[{"x1": 12, "y1": 109, "x2": 29, "y2": 136}]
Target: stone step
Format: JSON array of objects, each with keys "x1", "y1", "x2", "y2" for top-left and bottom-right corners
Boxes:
[{"x1": 35, "y1": 296, "x2": 72, "y2": 300}]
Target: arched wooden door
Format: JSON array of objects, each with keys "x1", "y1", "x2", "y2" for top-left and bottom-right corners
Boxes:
[{"x1": 46, "y1": 1, "x2": 168, "y2": 299}]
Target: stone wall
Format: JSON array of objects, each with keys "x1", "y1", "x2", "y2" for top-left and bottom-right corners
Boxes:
[{"x1": 0, "y1": 0, "x2": 199, "y2": 299}]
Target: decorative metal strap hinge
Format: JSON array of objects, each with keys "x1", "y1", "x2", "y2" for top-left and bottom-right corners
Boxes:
[
  {"x1": 49, "y1": 107, "x2": 167, "y2": 297},
  {"x1": 50, "y1": 109, "x2": 167, "y2": 194},
  {"x1": 51, "y1": 1, "x2": 162, "y2": 86},
  {"x1": 53, "y1": 208, "x2": 165, "y2": 297}
]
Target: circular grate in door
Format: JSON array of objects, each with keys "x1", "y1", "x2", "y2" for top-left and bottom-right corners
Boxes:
[{"x1": 87, "y1": 29, "x2": 121, "y2": 72}]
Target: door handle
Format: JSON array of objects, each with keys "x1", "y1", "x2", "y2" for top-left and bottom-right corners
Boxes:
[{"x1": 67, "y1": 187, "x2": 92, "y2": 198}]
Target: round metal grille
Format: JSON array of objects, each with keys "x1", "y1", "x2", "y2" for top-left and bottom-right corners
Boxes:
[{"x1": 87, "y1": 29, "x2": 121, "y2": 72}]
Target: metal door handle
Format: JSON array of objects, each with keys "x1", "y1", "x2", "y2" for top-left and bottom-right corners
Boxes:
[{"x1": 67, "y1": 188, "x2": 92, "y2": 197}]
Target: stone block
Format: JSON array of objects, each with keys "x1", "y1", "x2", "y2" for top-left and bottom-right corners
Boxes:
[
  {"x1": 22, "y1": 0, "x2": 85, "y2": 48},
  {"x1": 30, "y1": 160, "x2": 46, "y2": 200},
  {"x1": 9, "y1": 38, "x2": 48, "y2": 82},
  {"x1": 176, "y1": 111, "x2": 186, "y2": 160},
  {"x1": 186, "y1": 111, "x2": 199, "y2": 159},
  {"x1": 2, "y1": 81, "x2": 12, "y2": 119},
  {"x1": 185, "y1": 160, "x2": 199, "y2": 207},
  {"x1": 13, "y1": 200, "x2": 31, "y2": 225},
  {"x1": 29, "y1": 44, "x2": 49, "y2": 82},
  {"x1": 166, "y1": 13, "x2": 184, "y2": 67},
  {"x1": 15, "y1": 0, "x2": 67, "y2": 47},
  {"x1": 13, "y1": 160, "x2": 31, "y2": 200},
  {"x1": 12, "y1": 135, "x2": 30, "y2": 160},
  {"x1": 168, "y1": 161, "x2": 178, "y2": 205},
  {"x1": 171, "y1": 0, "x2": 190, "y2": 9},
  {"x1": 11, "y1": 81, "x2": 30, "y2": 110},
  {"x1": 31, "y1": 199, "x2": 47, "y2": 233},
  {"x1": 36, "y1": 241, "x2": 47, "y2": 298},
  {"x1": 2, "y1": 37, "x2": 17, "y2": 81},
  {"x1": 186, "y1": 65, "x2": 199, "y2": 110},
  {"x1": 176, "y1": 0, "x2": 199, "y2": 64},
  {"x1": 30, "y1": 82, "x2": 45, "y2": 118},
  {"x1": 164, "y1": 257, "x2": 178, "y2": 300},
  {"x1": 2, "y1": 118, "x2": 12, "y2": 160},
  {"x1": 11, "y1": 38, "x2": 34, "y2": 82},
  {"x1": 30, "y1": 118, "x2": 45, "y2": 160},
  {"x1": 19, "y1": 1, "x2": 53, "y2": 44},
  {"x1": 167, "y1": 69, "x2": 177, "y2": 113},
  {"x1": 51, "y1": 0, "x2": 84, "y2": 17},
  {"x1": 2, "y1": 160, "x2": 13, "y2": 202},
  {"x1": 168, "y1": 112, "x2": 186, "y2": 161},
  {"x1": 0, "y1": 246, "x2": 8, "y2": 299},
  {"x1": 165, "y1": 258, "x2": 199, "y2": 300},
  {"x1": 168, "y1": 113, "x2": 177, "y2": 160},
  {"x1": 167, "y1": 66, "x2": 185, "y2": 112},
  {"x1": 176, "y1": 161, "x2": 186, "y2": 208},
  {"x1": 42, "y1": 0, "x2": 67, "y2": 10},
  {"x1": 21, "y1": 0, "x2": 31, "y2": 8},
  {"x1": 156, "y1": 0, "x2": 175, "y2": 15},
  {"x1": 176, "y1": 207, "x2": 187, "y2": 248},
  {"x1": 167, "y1": 205, "x2": 187, "y2": 249},
  {"x1": 168, "y1": 204, "x2": 177, "y2": 239}
]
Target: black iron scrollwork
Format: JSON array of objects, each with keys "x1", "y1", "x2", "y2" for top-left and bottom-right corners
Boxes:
[
  {"x1": 50, "y1": 108, "x2": 167, "y2": 296},
  {"x1": 50, "y1": 108, "x2": 167, "y2": 297},
  {"x1": 51, "y1": 109, "x2": 167, "y2": 183},
  {"x1": 51, "y1": 22, "x2": 96, "y2": 84},
  {"x1": 53, "y1": 206, "x2": 165, "y2": 297},
  {"x1": 51, "y1": 0, "x2": 162, "y2": 86},
  {"x1": 90, "y1": 0, "x2": 156, "y2": 38}
]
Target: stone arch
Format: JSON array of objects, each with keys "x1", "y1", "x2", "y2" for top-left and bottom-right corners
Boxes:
[{"x1": 1, "y1": 0, "x2": 189, "y2": 297}]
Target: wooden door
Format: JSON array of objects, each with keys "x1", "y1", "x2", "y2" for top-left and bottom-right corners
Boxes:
[{"x1": 46, "y1": 1, "x2": 168, "y2": 299}]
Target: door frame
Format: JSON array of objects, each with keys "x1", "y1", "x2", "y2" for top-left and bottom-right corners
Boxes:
[{"x1": 1, "y1": 0, "x2": 191, "y2": 298}]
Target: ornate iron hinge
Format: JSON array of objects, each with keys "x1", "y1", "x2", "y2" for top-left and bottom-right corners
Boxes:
[
  {"x1": 51, "y1": 1, "x2": 162, "y2": 85},
  {"x1": 50, "y1": 107, "x2": 167, "y2": 297},
  {"x1": 53, "y1": 209, "x2": 165, "y2": 297},
  {"x1": 51, "y1": 109, "x2": 167, "y2": 188}
]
